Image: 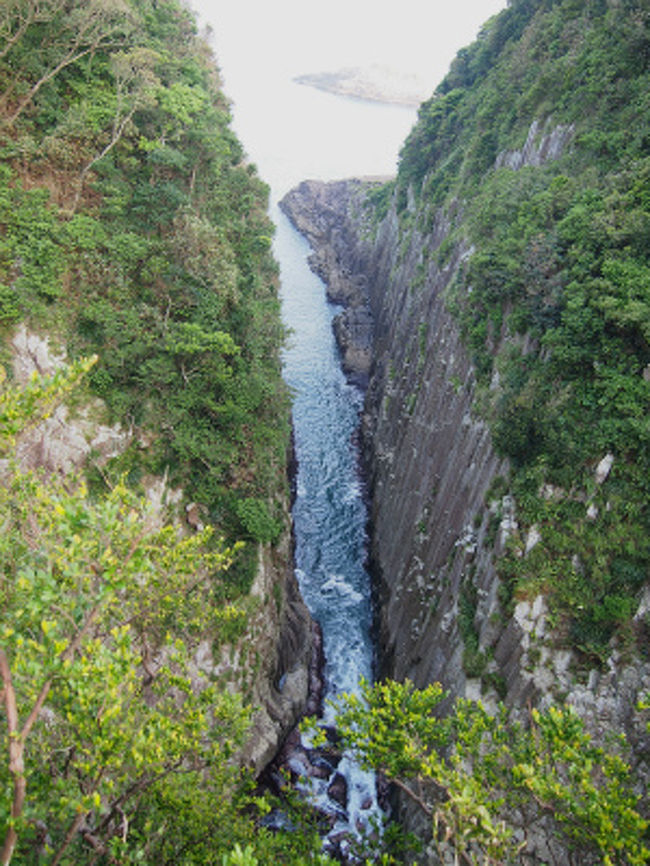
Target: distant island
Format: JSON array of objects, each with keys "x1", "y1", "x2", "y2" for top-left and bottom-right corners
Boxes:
[{"x1": 294, "y1": 64, "x2": 431, "y2": 107}]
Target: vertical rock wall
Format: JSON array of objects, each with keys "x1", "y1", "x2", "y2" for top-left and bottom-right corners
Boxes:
[
  {"x1": 360, "y1": 203, "x2": 507, "y2": 694},
  {"x1": 282, "y1": 181, "x2": 507, "y2": 700},
  {"x1": 280, "y1": 169, "x2": 650, "y2": 742},
  {"x1": 282, "y1": 173, "x2": 650, "y2": 860}
]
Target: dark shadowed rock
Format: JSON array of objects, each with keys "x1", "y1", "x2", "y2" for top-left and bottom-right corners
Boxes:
[
  {"x1": 280, "y1": 179, "x2": 384, "y2": 386},
  {"x1": 327, "y1": 772, "x2": 348, "y2": 809}
]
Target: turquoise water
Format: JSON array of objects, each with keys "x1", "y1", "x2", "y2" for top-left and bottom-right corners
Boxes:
[
  {"x1": 275, "y1": 207, "x2": 373, "y2": 711},
  {"x1": 245, "y1": 81, "x2": 414, "y2": 845}
]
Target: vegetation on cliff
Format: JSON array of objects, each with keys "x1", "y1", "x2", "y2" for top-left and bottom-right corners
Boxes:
[
  {"x1": 0, "y1": 367, "x2": 329, "y2": 863},
  {"x1": 331, "y1": 679, "x2": 648, "y2": 865},
  {"x1": 314, "y1": 1, "x2": 650, "y2": 860},
  {"x1": 3, "y1": 0, "x2": 650, "y2": 861},
  {"x1": 392, "y1": 0, "x2": 650, "y2": 663},
  {"x1": 0, "y1": 1, "x2": 320, "y2": 863},
  {"x1": 0, "y1": 0, "x2": 290, "y2": 589}
]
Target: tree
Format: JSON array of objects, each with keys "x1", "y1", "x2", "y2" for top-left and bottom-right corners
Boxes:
[
  {"x1": 331, "y1": 679, "x2": 649, "y2": 865},
  {"x1": 0, "y1": 0, "x2": 66, "y2": 62},
  {"x1": 0, "y1": 361, "x2": 250, "y2": 864},
  {"x1": 70, "y1": 47, "x2": 161, "y2": 212},
  {"x1": 0, "y1": 0, "x2": 136, "y2": 126}
]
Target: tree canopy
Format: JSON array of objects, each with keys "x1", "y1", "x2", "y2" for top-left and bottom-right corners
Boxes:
[
  {"x1": 0, "y1": 364, "x2": 331, "y2": 865},
  {"x1": 390, "y1": 0, "x2": 650, "y2": 661},
  {"x1": 0, "y1": 0, "x2": 290, "y2": 598}
]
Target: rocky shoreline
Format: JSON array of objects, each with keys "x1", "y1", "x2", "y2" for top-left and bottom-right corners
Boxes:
[{"x1": 279, "y1": 179, "x2": 378, "y2": 388}]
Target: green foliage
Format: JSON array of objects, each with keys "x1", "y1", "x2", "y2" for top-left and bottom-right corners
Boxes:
[
  {"x1": 0, "y1": 0, "x2": 291, "y2": 579},
  {"x1": 334, "y1": 679, "x2": 649, "y2": 866},
  {"x1": 0, "y1": 169, "x2": 65, "y2": 307},
  {"x1": 365, "y1": 180, "x2": 395, "y2": 223},
  {"x1": 223, "y1": 845, "x2": 259, "y2": 866},
  {"x1": 0, "y1": 3, "x2": 313, "y2": 862},
  {"x1": 499, "y1": 474, "x2": 650, "y2": 662},
  {"x1": 0, "y1": 363, "x2": 244, "y2": 862},
  {"x1": 0, "y1": 363, "x2": 326, "y2": 866},
  {"x1": 235, "y1": 497, "x2": 283, "y2": 545},
  {"x1": 458, "y1": 581, "x2": 487, "y2": 677},
  {"x1": 375, "y1": 0, "x2": 650, "y2": 656},
  {"x1": 0, "y1": 284, "x2": 20, "y2": 323},
  {"x1": 0, "y1": 355, "x2": 96, "y2": 445}
]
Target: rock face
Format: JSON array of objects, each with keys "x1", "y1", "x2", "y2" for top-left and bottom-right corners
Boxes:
[
  {"x1": 494, "y1": 118, "x2": 575, "y2": 171},
  {"x1": 280, "y1": 179, "x2": 384, "y2": 388},
  {"x1": 280, "y1": 151, "x2": 650, "y2": 826},
  {"x1": 226, "y1": 539, "x2": 314, "y2": 774},
  {"x1": 10, "y1": 325, "x2": 130, "y2": 473},
  {"x1": 6, "y1": 324, "x2": 314, "y2": 777},
  {"x1": 281, "y1": 178, "x2": 506, "y2": 695}
]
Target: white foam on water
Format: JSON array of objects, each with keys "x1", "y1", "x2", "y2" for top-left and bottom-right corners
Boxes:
[{"x1": 320, "y1": 574, "x2": 364, "y2": 604}]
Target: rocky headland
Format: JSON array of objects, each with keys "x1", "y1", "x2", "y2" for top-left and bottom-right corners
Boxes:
[
  {"x1": 293, "y1": 65, "x2": 430, "y2": 107},
  {"x1": 280, "y1": 178, "x2": 382, "y2": 387}
]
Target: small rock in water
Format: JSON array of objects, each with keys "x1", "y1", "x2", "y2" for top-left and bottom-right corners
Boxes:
[
  {"x1": 287, "y1": 749, "x2": 311, "y2": 778},
  {"x1": 376, "y1": 772, "x2": 392, "y2": 812},
  {"x1": 360, "y1": 796, "x2": 373, "y2": 811},
  {"x1": 307, "y1": 752, "x2": 335, "y2": 779},
  {"x1": 321, "y1": 725, "x2": 343, "y2": 747},
  {"x1": 327, "y1": 772, "x2": 348, "y2": 809},
  {"x1": 318, "y1": 745, "x2": 343, "y2": 768},
  {"x1": 318, "y1": 807, "x2": 346, "y2": 832},
  {"x1": 325, "y1": 831, "x2": 350, "y2": 856}
]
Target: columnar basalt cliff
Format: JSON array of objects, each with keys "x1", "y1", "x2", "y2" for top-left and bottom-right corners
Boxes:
[
  {"x1": 280, "y1": 135, "x2": 650, "y2": 785},
  {"x1": 282, "y1": 165, "x2": 650, "y2": 862},
  {"x1": 281, "y1": 178, "x2": 519, "y2": 699}
]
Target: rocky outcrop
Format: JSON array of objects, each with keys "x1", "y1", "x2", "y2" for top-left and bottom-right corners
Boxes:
[
  {"x1": 224, "y1": 538, "x2": 314, "y2": 774},
  {"x1": 9, "y1": 325, "x2": 130, "y2": 473},
  {"x1": 495, "y1": 118, "x2": 574, "y2": 171},
  {"x1": 6, "y1": 324, "x2": 314, "y2": 776},
  {"x1": 280, "y1": 178, "x2": 384, "y2": 387}
]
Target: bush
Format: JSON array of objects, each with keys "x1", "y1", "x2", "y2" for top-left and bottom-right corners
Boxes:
[{"x1": 235, "y1": 497, "x2": 282, "y2": 545}]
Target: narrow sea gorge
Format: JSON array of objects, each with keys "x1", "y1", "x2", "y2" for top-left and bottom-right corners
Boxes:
[
  {"x1": 4, "y1": 0, "x2": 648, "y2": 860},
  {"x1": 202, "y1": 44, "x2": 419, "y2": 850},
  {"x1": 273, "y1": 202, "x2": 380, "y2": 849}
]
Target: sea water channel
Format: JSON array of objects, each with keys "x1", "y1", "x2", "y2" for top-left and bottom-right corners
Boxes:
[
  {"x1": 192, "y1": 26, "x2": 418, "y2": 847},
  {"x1": 220, "y1": 59, "x2": 416, "y2": 852},
  {"x1": 265, "y1": 93, "x2": 414, "y2": 847}
]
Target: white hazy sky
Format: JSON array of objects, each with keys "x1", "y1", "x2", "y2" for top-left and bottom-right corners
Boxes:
[{"x1": 189, "y1": 0, "x2": 508, "y2": 95}]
